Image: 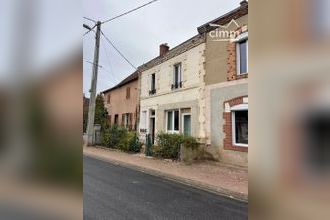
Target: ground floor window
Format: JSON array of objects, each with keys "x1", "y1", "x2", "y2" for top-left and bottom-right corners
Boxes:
[
  {"x1": 166, "y1": 110, "x2": 179, "y2": 133},
  {"x1": 232, "y1": 110, "x2": 248, "y2": 146},
  {"x1": 114, "y1": 114, "x2": 119, "y2": 125},
  {"x1": 182, "y1": 113, "x2": 191, "y2": 136}
]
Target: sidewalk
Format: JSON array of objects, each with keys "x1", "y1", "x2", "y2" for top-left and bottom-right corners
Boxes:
[{"x1": 83, "y1": 146, "x2": 248, "y2": 202}]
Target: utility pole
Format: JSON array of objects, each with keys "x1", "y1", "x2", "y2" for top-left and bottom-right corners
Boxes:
[{"x1": 86, "y1": 21, "x2": 101, "y2": 145}]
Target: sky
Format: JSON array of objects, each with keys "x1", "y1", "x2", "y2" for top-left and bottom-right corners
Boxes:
[{"x1": 83, "y1": 0, "x2": 242, "y2": 96}]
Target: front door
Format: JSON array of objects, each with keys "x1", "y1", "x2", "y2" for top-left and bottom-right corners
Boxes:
[{"x1": 149, "y1": 110, "x2": 156, "y2": 144}]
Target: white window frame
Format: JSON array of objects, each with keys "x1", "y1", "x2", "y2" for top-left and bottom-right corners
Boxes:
[
  {"x1": 182, "y1": 113, "x2": 192, "y2": 136},
  {"x1": 236, "y1": 38, "x2": 248, "y2": 75},
  {"x1": 166, "y1": 109, "x2": 180, "y2": 134},
  {"x1": 173, "y1": 63, "x2": 182, "y2": 86},
  {"x1": 140, "y1": 110, "x2": 147, "y2": 131},
  {"x1": 231, "y1": 109, "x2": 248, "y2": 147}
]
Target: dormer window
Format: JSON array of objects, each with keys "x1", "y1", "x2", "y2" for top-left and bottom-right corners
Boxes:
[
  {"x1": 172, "y1": 63, "x2": 182, "y2": 90},
  {"x1": 236, "y1": 39, "x2": 248, "y2": 75}
]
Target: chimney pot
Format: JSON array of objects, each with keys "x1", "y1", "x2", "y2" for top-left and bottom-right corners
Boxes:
[
  {"x1": 159, "y1": 43, "x2": 170, "y2": 56},
  {"x1": 240, "y1": 0, "x2": 248, "y2": 6}
]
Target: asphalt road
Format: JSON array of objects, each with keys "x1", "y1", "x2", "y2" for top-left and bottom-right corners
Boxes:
[{"x1": 84, "y1": 155, "x2": 247, "y2": 220}]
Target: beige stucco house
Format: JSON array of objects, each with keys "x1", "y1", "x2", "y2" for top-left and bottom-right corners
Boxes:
[{"x1": 102, "y1": 71, "x2": 139, "y2": 130}]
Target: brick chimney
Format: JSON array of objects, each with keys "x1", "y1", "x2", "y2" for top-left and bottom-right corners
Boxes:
[
  {"x1": 159, "y1": 43, "x2": 169, "y2": 56},
  {"x1": 240, "y1": 0, "x2": 248, "y2": 6}
]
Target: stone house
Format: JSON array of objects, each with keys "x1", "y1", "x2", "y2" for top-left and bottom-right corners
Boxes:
[
  {"x1": 138, "y1": 36, "x2": 206, "y2": 144},
  {"x1": 138, "y1": 1, "x2": 248, "y2": 166},
  {"x1": 102, "y1": 71, "x2": 139, "y2": 130},
  {"x1": 199, "y1": 0, "x2": 248, "y2": 165}
]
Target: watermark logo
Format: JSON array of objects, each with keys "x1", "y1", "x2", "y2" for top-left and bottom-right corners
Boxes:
[{"x1": 209, "y1": 19, "x2": 241, "y2": 41}]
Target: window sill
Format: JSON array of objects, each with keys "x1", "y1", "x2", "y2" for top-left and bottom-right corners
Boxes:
[{"x1": 224, "y1": 144, "x2": 248, "y2": 152}]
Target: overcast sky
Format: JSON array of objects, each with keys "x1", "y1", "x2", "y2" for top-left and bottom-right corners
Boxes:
[{"x1": 83, "y1": 0, "x2": 242, "y2": 96}]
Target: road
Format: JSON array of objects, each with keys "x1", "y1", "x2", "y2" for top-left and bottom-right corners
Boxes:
[{"x1": 84, "y1": 155, "x2": 247, "y2": 220}]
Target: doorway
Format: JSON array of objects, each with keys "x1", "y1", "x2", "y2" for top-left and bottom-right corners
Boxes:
[{"x1": 149, "y1": 110, "x2": 156, "y2": 144}]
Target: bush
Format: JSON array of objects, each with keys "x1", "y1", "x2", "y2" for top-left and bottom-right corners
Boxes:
[
  {"x1": 102, "y1": 125, "x2": 127, "y2": 149},
  {"x1": 102, "y1": 126, "x2": 141, "y2": 153},
  {"x1": 118, "y1": 132, "x2": 142, "y2": 153},
  {"x1": 153, "y1": 133, "x2": 199, "y2": 159}
]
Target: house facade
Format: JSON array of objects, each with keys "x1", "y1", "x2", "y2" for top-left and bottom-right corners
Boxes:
[
  {"x1": 200, "y1": 1, "x2": 248, "y2": 165},
  {"x1": 102, "y1": 71, "x2": 139, "y2": 130},
  {"x1": 138, "y1": 36, "x2": 206, "y2": 144},
  {"x1": 137, "y1": 1, "x2": 248, "y2": 166}
]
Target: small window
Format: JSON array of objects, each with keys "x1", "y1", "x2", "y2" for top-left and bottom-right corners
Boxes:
[
  {"x1": 167, "y1": 110, "x2": 179, "y2": 133},
  {"x1": 232, "y1": 110, "x2": 248, "y2": 146},
  {"x1": 126, "y1": 87, "x2": 130, "y2": 99},
  {"x1": 172, "y1": 63, "x2": 182, "y2": 89},
  {"x1": 140, "y1": 111, "x2": 147, "y2": 132},
  {"x1": 149, "y1": 73, "x2": 156, "y2": 95},
  {"x1": 114, "y1": 114, "x2": 119, "y2": 125},
  {"x1": 124, "y1": 113, "x2": 129, "y2": 128},
  {"x1": 237, "y1": 40, "x2": 248, "y2": 75},
  {"x1": 107, "y1": 94, "x2": 111, "y2": 104}
]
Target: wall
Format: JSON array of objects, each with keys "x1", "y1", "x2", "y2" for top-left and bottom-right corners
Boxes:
[
  {"x1": 104, "y1": 79, "x2": 139, "y2": 129},
  {"x1": 139, "y1": 43, "x2": 206, "y2": 139},
  {"x1": 204, "y1": 79, "x2": 248, "y2": 165},
  {"x1": 204, "y1": 15, "x2": 248, "y2": 86}
]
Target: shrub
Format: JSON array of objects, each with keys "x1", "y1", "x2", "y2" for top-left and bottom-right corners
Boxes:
[
  {"x1": 118, "y1": 131, "x2": 142, "y2": 153},
  {"x1": 153, "y1": 133, "x2": 200, "y2": 159},
  {"x1": 102, "y1": 126, "x2": 142, "y2": 153},
  {"x1": 102, "y1": 125, "x2": 127, "y2": 148}
]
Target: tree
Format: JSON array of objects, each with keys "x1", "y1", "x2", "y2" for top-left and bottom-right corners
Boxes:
[
  {"x1": 94, "y1": 94, "x2": 109, "y2": 129},
  {"x1": 83, "y1": 94, "x2": 108, "y2": 133}
]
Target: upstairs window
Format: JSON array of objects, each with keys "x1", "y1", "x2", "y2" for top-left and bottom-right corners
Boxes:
[
  {"x1": 126, "y1": 87, "x2": 130, "y2": 99},
  {"x1": 236, "y1": 39, "x2": 248, "y2": 75},
  {"x1": 172, "y1": 63, "x2": 182, "y2": 89},
  {"x1": 107, "y1": 94, "x2": 111, "y2": 104},
  {"x1": 149, "y1": 73, "x2": 156, "y2": 95}
]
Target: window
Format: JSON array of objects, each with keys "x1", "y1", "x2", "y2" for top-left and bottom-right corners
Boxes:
[
  {"x1": 107, "y1": 94, "x2": 111, "y2": 104},
  {"x1": 124, "y1": 113, "x2": 129, "y2": 128},
  {"x1": 172, "y1": 63, "x2": 182, "y2": 89},
  {"x1": 167, "y1": 110, "x2": 179, "y2": 133},
  {"x1": 149, "y1": 73, "x2": 156, "y2": 95},
  {"x1": 140, "y1": 111, "x2": 147, "y2": 132},
  {"x1": 182, "y1": 114, "x2": 191, "y2": 136},
  {"x1": 126, "y1": 87, "x2": 130, "y2": 99},
  {"x1": 232, "y1": 110, "x2": 248, "y2": 146},
  {"x1": 236, "y1": 40, "x2": 248, "y2": 75},
  {"x1": 114, "y1": 114, "x2": 119, "y2": 125}
]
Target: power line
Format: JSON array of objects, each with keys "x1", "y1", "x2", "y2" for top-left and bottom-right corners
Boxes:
[
  {"x1": 101, "y1": 0, "x2": 159, "y2": 24},
  {"x1": 100, "y1": 30, "x2": 137, "y2": 70},
  {"x1": 83, "y1": 16, "x2": 97, "y2": 23}
]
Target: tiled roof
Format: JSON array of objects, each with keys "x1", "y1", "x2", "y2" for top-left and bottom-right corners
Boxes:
[{"x1": 102, "y1": 70, "x2": 139, "y2": 94}]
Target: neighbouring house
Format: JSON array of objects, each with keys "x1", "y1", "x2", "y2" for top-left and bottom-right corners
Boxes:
[
  {"x1": 138, "y1": 36, "x2": 206, "y2": 144},
  {"x1": 199, "y1": 0, "x2": 248, "y2": 165},
  {"x1": 102, "y1": 71, "x2": 139, "y2": 130},
  {"x1": 138, "y1": 0, "x2": 248, "y2": 166}
]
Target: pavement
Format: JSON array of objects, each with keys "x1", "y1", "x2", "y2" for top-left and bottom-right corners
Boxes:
[
  {"x1": 83, "y1": 146, "x2": 248, "y2": 201},
  {"x1": 84, "y1": 155, "x2": 248, "y2": 220}
]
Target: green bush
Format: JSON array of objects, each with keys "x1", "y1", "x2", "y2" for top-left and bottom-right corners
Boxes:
[
  {"x1": 153, "y1": 133, "x2": 199, "y2": 159},
  {"x1": 102, "y1": 126, "x2": 141, "y2": 153},
  {"x1": 102, "y1": 125, "x2": 127, "y2": 149}
]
